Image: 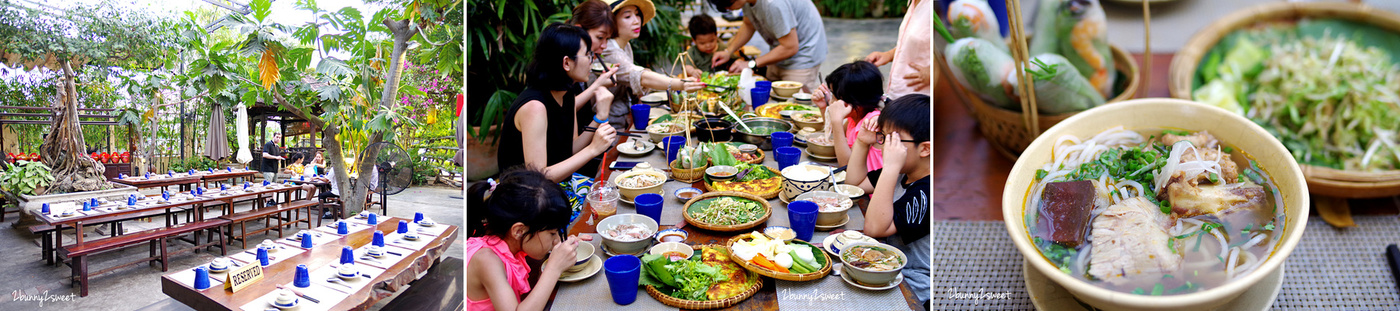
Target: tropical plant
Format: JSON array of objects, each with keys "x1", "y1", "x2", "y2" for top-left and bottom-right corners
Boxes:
[
  {"x1": 814, "y1": 0, "x2": 908, "y2": 19},
  {"x1": 0, "y1": 161, "x2": 56, "y2": 196}
]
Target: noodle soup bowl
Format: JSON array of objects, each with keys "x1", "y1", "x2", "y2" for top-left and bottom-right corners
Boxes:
[
  {"x1": 612, "y1": 170, "x2": 667, "y2": 202},
  {"x1": 1003, "y1": 98, "x2": 1308, "y2": 310},
  {"x1": 794, "y1": 191, "x2": 852, "y2": 226},
  {"x1": 597, "y1": 214, "x2": 659, "y2": 255},
  {"x1": 838, "y1": 241, "x2": 907, "y2": 286}
]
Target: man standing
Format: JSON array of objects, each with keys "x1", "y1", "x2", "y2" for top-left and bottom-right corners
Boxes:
[
  {"x1": 709, "y1": 0, "x2": 828, "y2": 92},
  {"x1": 260, "y1": 132, "x2": 285, "y2": 181}
]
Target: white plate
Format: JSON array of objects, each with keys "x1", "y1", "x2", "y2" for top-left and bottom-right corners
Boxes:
[
  {"x1": 617, "y1": 140, "x2": 655, "y2": 156},
  {"x1": 804, "y1": 150, "x2": 836, "y2": 162},
  {"x1": 821, "y1": 233, "x2": 875, "y2": 257},
  {"x1": 838, "y1": 265, "x2": 903, "y2": 291},
  {"x1": 558, "y1": 254, "x2": 604, "y2": 282},
  {"x1": 815, "y1": 214, "x2": 849, "y2": 231}
]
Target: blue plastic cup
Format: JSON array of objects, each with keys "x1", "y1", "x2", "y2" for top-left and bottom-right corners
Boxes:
[
  {"x1": 145, "y1": 172, "x2": 151, "y2": 179},
  {"x1": 263, "y1": 180, "x2": 270, "y2": 186},
  {"x1": 787, "y1": 200, "x2": 819, "y2": 242},
  {"x1": 337, "y1": 221, "x2": 348, "y2": 234},
  {"x1": 774, "y1": 146, "x2": 802, "y2": 170},
  {"x1": 662, "y1": 136, "x2": 687, "y2": 165},
  {"x1": 603, "y1": 254, "x2": 642, "y2": 305},
  {"x1": 340, "y1": 246, "x2": 354, "y2": 265},
  {"x1": 300, "y1": 232, "x2": 313, "y2": 248},
  {"x1": 41, "y1": 203, "x2": 49, "y2": 214},
  {"x1": 294, "y1": 264, "x2": 311, "y2": 288},
  {"x1": 220, "y1": 184, "x2": 227, "y2": 191},
  {"x1": 373, "y1": 231, "x2": 385, "y2": 247},
  {"x1": 193, "y1": 267, "x2": 211, "y2": 290},
  {"x1": 770, "y1": 132, "x2": 794, "y2": 149},
  {"x1": 398, "y1": 220, "x2": 408, "y2": 234},
  {"x1": 751, "y1": 88, "x2": 770, "y2": 109},
  {"x1": 258, "y1": 247, "x2": 270, "y2": 267},
  {"x1": 414, "y1": 212, "x2": 424, "y2": 223},
  {"x1": 82, "y1": 201, "x2": 91, "y2": 212},
  {"x1": 90, "y1": 198, "x2": 98, "y2": 206},
  {"x1": 754, "y1": 80, "x2": 772, "y2": 90},
  {"x1": 368, "y1": 213, "x2": 378, "y2": 225},
  {"x1": 630, "y1": 104, "x2": 651, "y2": 131},
  {"x1": 634, "y1": 193, "x2": 664, "y2": 224}
]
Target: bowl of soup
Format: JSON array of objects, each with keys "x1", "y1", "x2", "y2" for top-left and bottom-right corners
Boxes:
[
  {"x1": 733, "y1": 117, "x2": 793, "y2": 150},
  {"x1": 1003, "y1": 98, "x2": 1308, "y2": 310},
  {"x1": 612, "y1": 170, "x2": 667, "y2": 202},
  {"x1": 772, "y1": 81, "x2": 803, "y2": 97},
  {"x1": 839, "y1": 242, "x2": 907, "y2": 286},
  {"x1": 598, "y1": 214, "x2": 660, "y2": 255},
  {"x1": 649, "y1": 242, "x2": 695, "y2": 261}
]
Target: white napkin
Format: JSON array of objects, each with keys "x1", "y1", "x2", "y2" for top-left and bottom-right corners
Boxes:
[
  {"x1": 352, "y1": 245, "x2": 408, "y2": 269},
  {"x1": 229, "y1": 244, "x2": 307, "y2": 267},
  {"x1": 383, "y1": 232, "x2": 431, "y2": 251}
]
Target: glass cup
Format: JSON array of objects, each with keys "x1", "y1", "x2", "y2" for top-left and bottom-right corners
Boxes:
[{"x1": 588, "y1": 181, "x2": 620, "y2": 219}]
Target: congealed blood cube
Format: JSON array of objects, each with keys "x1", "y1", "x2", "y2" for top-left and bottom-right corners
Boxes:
[{"x1": 1035, "y1": 180, "x2": 1096, "y2": 247}]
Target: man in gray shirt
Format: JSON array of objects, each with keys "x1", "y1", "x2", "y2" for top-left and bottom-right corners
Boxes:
[{"x1": 709, "y1": 0, "x2": 827, "y2": 92}]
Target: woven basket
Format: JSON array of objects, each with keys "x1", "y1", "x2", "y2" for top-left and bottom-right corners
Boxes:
[
  {"x1": 644, "y1": 245, "x2": 762, "y2": 309},
  {"x1": 725, "y1": 235, "x2": 832, "y2": 281},
  {"x1": 1167, "y1": 2, "x2": 1400, "y2": 198},
  {"x1": 670, "y1": 159, "x2": 708, "y2": 183},
  {"x1": 682, "y1": 191, "x2": 771, "y2": 232},
  {"x1": 941, "y1": 44, "x2": 1140, "y2": 161}
]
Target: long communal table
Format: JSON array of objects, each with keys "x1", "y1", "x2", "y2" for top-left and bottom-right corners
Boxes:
[{"x1": 161, "y1": 217, "x2": 459, "y2": 311}]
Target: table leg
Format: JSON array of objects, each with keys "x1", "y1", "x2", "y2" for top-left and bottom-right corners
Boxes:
[{"x1": 74, "y1": 221, "x2": 84, "y2": 246}]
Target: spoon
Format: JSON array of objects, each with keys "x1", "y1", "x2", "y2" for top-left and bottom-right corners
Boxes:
[{"x1": 717, "y1": 100, "x2": 752, "y2": 132}]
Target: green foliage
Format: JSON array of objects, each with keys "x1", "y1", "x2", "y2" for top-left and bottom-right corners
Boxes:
[
  {"x1": 0, "y1": 0, "x2": 183, "y2": 69},
  {"x1": 0, "y1": 161, "x2": 56, "y2": 195},
  {"x1": 813, "y1": 0, "x2": 908, "y2": 19},
  {"x1": 466, "y1": 0, "x2": 690, "y2": 143},
  {"x1": 168, "y1": 157, "x2": 220, "y2": 173}
]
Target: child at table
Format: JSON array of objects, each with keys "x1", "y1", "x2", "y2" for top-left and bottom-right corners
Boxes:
[
  {"x1": 467, "y1": 168, "x2": 581, "y2": 311},
  {"x1": 682, "y1": 15, "x2": 731, "y2": 78},
  {"x1": 846, "y1": 94, "x2": 931, "y2": 308},
  {"x1": 819, "y1": 61, "x2": 887, "y2": 192}
]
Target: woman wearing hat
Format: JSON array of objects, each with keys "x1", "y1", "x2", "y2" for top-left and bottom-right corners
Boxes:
[{"x1": 600, "y1": 0, "x2": 705, "y2": 129}]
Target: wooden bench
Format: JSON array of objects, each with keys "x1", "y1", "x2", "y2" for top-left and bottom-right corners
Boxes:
[
  {"x1": 219, "y1": 199, "x2": 318, "y2": 249},
  {"x1": 59, "y1": 218, "x2": 231, "y2": 297},
  {"x1": 380, "y1": 257, "x2": 464, "y2": 311},
  {"x1": 33, "y1": 207, "x2": 194, "y2": 266}
]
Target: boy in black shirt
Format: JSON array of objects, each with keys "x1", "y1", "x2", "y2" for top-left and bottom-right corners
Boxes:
[{"x1": 845, "y1": 94, "x2": 930, "y2": 306}]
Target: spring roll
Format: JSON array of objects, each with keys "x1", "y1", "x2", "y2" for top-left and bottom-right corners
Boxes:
[
  {"x1": 1052, "y1": 0, "x2": 1115, "y2": 97},
  {"x1": 947, "y1": 0, "x2": 1009, "y2": 52},
  {"x1": 1006, "y1": 54, "x2": 1106, "y2": 114},
  {"x1": 946, "y1": 37, "x2": 1016, "y2": 108}
]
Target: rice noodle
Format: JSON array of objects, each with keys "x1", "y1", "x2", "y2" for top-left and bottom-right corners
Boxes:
[
  {"x1": 1075, "y1": 244, "x2": 1091, "y2": 275},
  {"x1": 1232, "y1": 251, "x2": 1262, "y2": 280},
  {"x1": 1225, "y1": 247, "x2": 1239, "y2": 279},
  {"x1": 1240, "y1": 233, "x2": 1267, "y2": 250}
]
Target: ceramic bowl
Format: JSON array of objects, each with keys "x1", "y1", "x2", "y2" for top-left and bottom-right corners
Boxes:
[
  {"x1": 772, "y1": 81, "x2": 803, "y2": 97},
  {"x1": 780, "y1": 164, "x2": 833, "y2": 202},
  {"x1": 705, "y1": 165, "x2": 739, "y2": 182},
  {"x1": 646, "y1": 122, "x2": 686, "y2": 143},
  {"x1": 832, "y1": 184, "x2": 865, "y2": 199},
  {"x1": 674, "y1": 187, "x2": 703, "y2": 203},
  {"x1": 804, "y1": 133, "x2": 836, "y2": 158},
  {"x1": 611, "y1": 170, "x2": 667, "y2": 202},
  {"x1": 596, "y1": 214, "x2": 659, "y2": 255},
  {"x1": 790, "y1": 111, "x2": 824, "y2": 131},
  {"x1": 763, "y1": 226, "x2": 795, "y2": 242},
  {"x1": 838, "y1": 241, "x2": 907, "y2": 286},
  {"x1": 794, "y1": 190, "x2": 852, "y2": 226},
  {"x1": 1003, "y1": 98, "x2": 1308, "y2": 310},
  {"x1": 568, "y1": 242, "x2": 595, "y2": 273},
  {"x1": 655, "y1": 228, "x2": 690, "y2": 244},
  {"x1": 648, "y1": 242, "x2": 694, "y2": 260}
]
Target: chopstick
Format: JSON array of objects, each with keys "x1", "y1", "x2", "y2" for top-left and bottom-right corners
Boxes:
[
  {"x1": 276, "y1": 285, "x2": 321, "y2": 303},
  {"x1": 594, "y1": 55, "x2": 616, "y2": 84},
  {"x1": 583, "y1": 126, "x2": 643, "y2": 137}
]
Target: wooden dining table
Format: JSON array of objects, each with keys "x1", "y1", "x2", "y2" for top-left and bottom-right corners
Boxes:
[
  {"x1": 109, "y1": 175, "x2": 204, "y2": 192},
  {"x1": 546, "y1": 125, "x2": 923, "y2": 310},
  {"x1": 933, "y1": 53, "x2": 1400, "y2": 221},
  {"x1": 161, "y1": 217, "x2": 459, "y2": 311}
]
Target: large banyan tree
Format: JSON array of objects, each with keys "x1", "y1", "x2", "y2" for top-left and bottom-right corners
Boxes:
[{"x1": 0, "y1": 0, "x2": 181, "y2": 193}]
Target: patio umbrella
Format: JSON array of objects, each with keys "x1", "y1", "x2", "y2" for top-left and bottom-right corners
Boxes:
[
  {"x1": 235, "y1": 104, "x2": 252, "y2": 163},
  {"x1": 203, "y1": 104, "x2": 231, "y2": 160}
]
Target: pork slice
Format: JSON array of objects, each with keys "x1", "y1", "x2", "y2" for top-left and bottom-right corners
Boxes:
[
  {"x1": 1162, "y1": 131, "x2": 1220, "y2": 149},
  {"x1": 1036, "y1": 181, "x2": 1096, "y2": 247},
  {"x1": 1167, "y1": 181, "x2": 1269, "y2": 217},
  {"x1": 1088, "y1": 197, "x2": 1181, "y2": 285}
]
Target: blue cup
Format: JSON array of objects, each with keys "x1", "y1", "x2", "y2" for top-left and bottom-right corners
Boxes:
[
  {"x1": 787, "y1": 200, "x2": 819, "y2": 242},
  {"x1": 662, "y1": 136, "x2": 686, "y2": 165},
  {"x1": 300, "y1": 233, "x2": 313, "y2": 248},
  {"x1": 145, "y1": 172, "x2": 151, "y2": 179},
  {"x1": 414, "y1": 212, "x2": 424, "y2": 223},
  {"x1": 41, "y1": 203, "x2": 49, "y2": 214},
  {"x1": 82, "y1": 201, "x2": 91, "y2": 212},
  {"x1": 630, "y1": 104, "x2": 651, "y2": 131},
  {"x1": 300, "y1": 175, "x2": 306, "y2": 181},
  {"x1": 193, "y1": 267, "x2": 211, "y2": 290},
  {"x1": 118, "y1": 173, "x2": 125, "y2": 179},
  {"x1": 603, "y1": 255, "x2": 642, "y2": 305},
  {"x1": 208, "y1": 168, "x2": 214, "y2": 173},
  {"x1": 162, "y1": 191, "x2": 170, "y2": 200},
  {"x1": 167, "y1": 171, "x2": 174, "y2": 177},
  {"x1": 754, "y1": 80, "x2": 772, "y2": 90},
  {"x1": 751, "y1": 88, "x2": 770, "y2": 109},
  {"x1": 263, "y1": 180, "x2": 270, "y2": 186},
  {"x1": 340, "y1": 246, "x2": 354, "y2": 265},
  {"x1": 337, "y1": 221, "x2": 348, "y2": 234},
  {"x1": 127, "y1": 195, "x2": 136, "y2": 206},
  {"x1": 770, "y1": 132, "x2": 794, "y2": 149},
  {"x1": 258, "y1": 247, "x2": 270, "y2": 267},
  {"x1": 90, "y1": 198, "x2": 98, "y2": 206},
  {"x1": 368, "y1": 213, "x2": 378, "y2": 225},
  {"x1": 220, "y1": 184, "x2": 227, "y2": 191},
  {"x1": 774, "y1": 146, "x2": 802, "y2": 170},
  {"x1": 294, "y1": 264, "x2": 311, "y2": 288},
  {"x1": 188, "y1": 169, "x2": 195, "y2": 175},
  {"x1": 634, "y1": 193, "x2": 664, "y2": 224},
  {"x1": 373, "y1": 231, "x2": 385, "y2": 247},
  {"x1": 226, "y1": 167, "x2": 232, "y2": 172},
  {"x1": 398, "y1": 220, "x2": 408, "y2": 234}
]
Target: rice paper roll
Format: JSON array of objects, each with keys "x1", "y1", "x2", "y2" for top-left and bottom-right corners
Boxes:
[
  {"x1": 1051, "y1": 0, "x2": 1115, "y2": 97},
  {"x1": 1028, "y1": 0, "x2": 1066, "y2": 56},
  {"x1": 946, "y1": 37, "x2": 1016, "y2": 108},
  {"x1": 1006, "y1": 54, "x2": 1106, "y2": 114},
  {"x1": 947, "y1": 0, "x2": 1008, "y2": 52}
]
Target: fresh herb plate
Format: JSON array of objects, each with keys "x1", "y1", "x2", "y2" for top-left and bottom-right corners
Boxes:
[{"x1": 683, "y1": 191, "x2": 771, "y2": 232}]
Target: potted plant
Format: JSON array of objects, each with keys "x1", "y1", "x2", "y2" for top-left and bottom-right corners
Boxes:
[{"x1": 0, "y1": 160, "x2": 56, "y2": 196}]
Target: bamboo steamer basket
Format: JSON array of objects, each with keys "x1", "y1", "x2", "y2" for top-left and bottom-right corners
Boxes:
[
  {"x1": 1167, "y1": 2, "x2": 1400, "y2": 198},
  {"x1": 940, "y1": 45, "x2": 1140, "y2": 160},
  {"x1": 643, "y1": 245, "x2": 762, "y2": 309}
]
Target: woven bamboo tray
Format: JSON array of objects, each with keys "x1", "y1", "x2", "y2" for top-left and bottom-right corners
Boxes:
[
  {"x1": 941, "y1": 44, "x2": 1140, "y2": 161},
  {"x1": 725, "y1": 235, "x2": 832, "y2": 281},
  {"x1": 644, "y1": 245, "x2": 762, "y2": 309},
  {"x1": 670, "y1": 159, "x2": 708, "y2": 183},
  {"x1": 683, "y1": 191, "x2": 771, "y2": 232},
  {"x1": 1167, "y1": 2, "x2": 1400, "y2": 198}
]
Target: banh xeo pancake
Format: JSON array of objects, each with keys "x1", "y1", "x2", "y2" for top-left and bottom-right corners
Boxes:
[{"x1": 701, "y1": 246, "x2": 752, "y2": 300}]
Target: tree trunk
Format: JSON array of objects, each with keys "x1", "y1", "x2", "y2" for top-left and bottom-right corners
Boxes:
[
  {"x1": 336, "y1": 18, "x2": 419, "y2": 215},
  {"x1": 41, "y1": 61, "x2": 112, "y2": 193}
]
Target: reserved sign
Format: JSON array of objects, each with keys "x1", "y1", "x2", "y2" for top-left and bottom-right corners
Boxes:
[{"x1": 224, "y1": 263, "x2": 264, "y2": 292}]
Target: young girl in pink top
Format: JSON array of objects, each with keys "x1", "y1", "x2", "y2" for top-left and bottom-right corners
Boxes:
[
  {"x1": 816, "y1": 61, "x2": 888, "y2": 193},
  {"x1": 467, "y1": 168, "x2": 580, "y2": 311}
]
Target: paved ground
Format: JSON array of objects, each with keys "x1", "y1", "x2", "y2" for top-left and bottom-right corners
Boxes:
[{"x1": 0, "y1": 185, "x2": 464, "y2": 310}]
